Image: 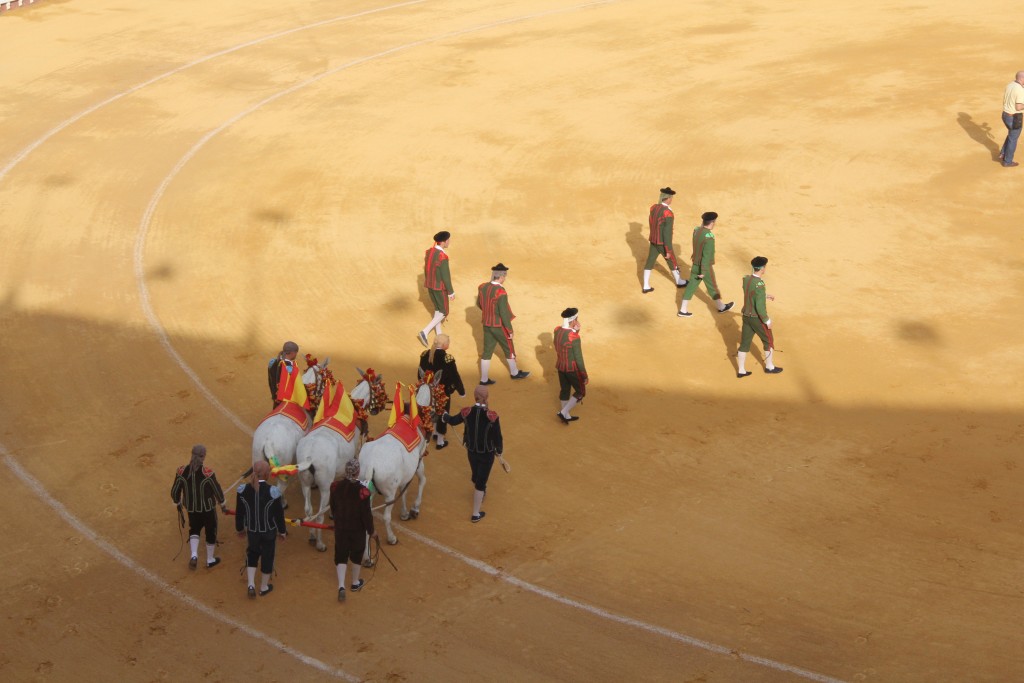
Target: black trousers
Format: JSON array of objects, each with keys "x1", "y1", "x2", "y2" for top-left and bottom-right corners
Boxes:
[
  {"x1": 334, "y1": 528, "x2": 367, "y2": 565},
  {"x1": 246, "y1": 530, "x2": 278, "y2": 573},
  {"x1": 187, "y1": 509, "x2": 218, "y2": 544},
  {"x1": 467, "y1": 450, "x2": 495, "y2": 492}
]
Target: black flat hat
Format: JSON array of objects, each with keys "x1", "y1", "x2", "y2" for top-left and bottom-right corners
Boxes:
[
  {"x1": 433, "y1": 230, "x2": 450, "y2": 242},
  {"x1": 561, "y1": 307, "x2": 579, "y2": 319},
  {"x1": 660, "y1": 187, "x2": 676, "y2": 196},
  {"x1": 491, "y1": 263, "x2": 509, "y2": 272},
  {"x1": 701, "y1": 211, "x2": 718, "y2": 222}
]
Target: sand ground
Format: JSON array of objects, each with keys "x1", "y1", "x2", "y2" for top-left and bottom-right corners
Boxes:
[{"x1": 0, "y1": 1, "x2": 1021, "y2": 681}]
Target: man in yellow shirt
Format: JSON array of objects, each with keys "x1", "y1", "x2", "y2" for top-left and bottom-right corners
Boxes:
[{"x1": 1000, "y1": 71, "x2": 1024, "y2": 167}]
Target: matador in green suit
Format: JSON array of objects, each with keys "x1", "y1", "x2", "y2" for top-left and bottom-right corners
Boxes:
[{"x1": 737, "y1": 256, "x2": 783, "y2": 378}]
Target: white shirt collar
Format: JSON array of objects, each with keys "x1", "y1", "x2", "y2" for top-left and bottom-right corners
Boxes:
[{"x1": 434, "y1": 244, "x2": 445, "y2": 252}]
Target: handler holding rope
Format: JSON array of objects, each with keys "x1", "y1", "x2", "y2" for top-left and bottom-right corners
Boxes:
[
  {"x1": 235, "y1": 461, "x2": 287, "y2": 598},
  {"x1": 329, "y1": 459, "x2": 377, "y2": 602},
  {"x1": 443, "y1": 385, "x2": 503, "y2": 523},
  {"x1": 170, "y1": 444, "x2": 224, "y2": 569}
]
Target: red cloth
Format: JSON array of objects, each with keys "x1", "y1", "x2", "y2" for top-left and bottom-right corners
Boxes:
[
  {"x1": 260, "y1": 401, "x2": 308, "y2": 430},
  {"x1": 379, "y1": 416, "x2": 422, "y2": 453}
]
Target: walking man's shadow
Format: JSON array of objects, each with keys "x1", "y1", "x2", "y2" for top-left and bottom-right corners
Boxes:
[{"x1": 957, "y1": 112, "x2": 1001, "y2": 161}]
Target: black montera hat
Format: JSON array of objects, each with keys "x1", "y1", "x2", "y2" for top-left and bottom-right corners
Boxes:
[
  {"x1": 561, "y1": 307, "x2": 579, "y2": 319},
  {"x1": 659, "y1": 187, "x2": 676, "y2": 196},
  {"x1": 433, "y1": 230, "x2": 450, "y2": 242},
  {"x1": 701, "y1": 211, "x2": 718, "y2": 222},
  {"x1": 751, "y1": 256, "x2": 768, "y2": 269},
  {"x1": 491, "y1": 263, "x2": 509, "y2": 272}
]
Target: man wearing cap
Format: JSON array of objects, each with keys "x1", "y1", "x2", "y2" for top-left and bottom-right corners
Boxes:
[
  {"x1": 443, "y1": 385, "x2": 503, "y2": 523},
  {"x1": 329, "y1": 458, "x2": 377, "y2": 602},
  {"x1": 678, "y1": 212, "x2": 734, "y2": 317},
  {"x1": 643, "y1": 187, "x2": 688, "y2": 294},
  {"x1": 476, "y1": 263, "x2": 529, "y2": 384},
  {"x1": 737, "y1": 256, "x2": 783, "y2": 377},
  {"x1": 553, "y1": 307, "x2": 587, "y2": 424},
  {"x1": 268, "y1": 342, "x2": 299, "y2": 407},
  {"x1": 170, "y1": 444, "x2": 225, "y2": 569},
  {"x1": 418, "y1": 231, "x2": 455, "y2": 347}
]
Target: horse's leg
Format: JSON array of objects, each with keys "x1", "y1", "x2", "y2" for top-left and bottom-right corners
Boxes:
[
  {"x1": 300, "y1": 472, "x2": 316, "y2": 546},
  {"x1": 313, "y1": 469, "x2": 331, "y2": 552},
  {"x1": 383, "y1": 498, "x2": 398, "y2": 545},
  {"x1": 410, "y1": 460, "x2": 426, "y2": 519},
  {"x1": 399, "y1": 483, "x2": 411, "y2": 521},
  {"x1": 277, "y1": 475, "x2": 290, "y2": 510},
  {"x1": 361, "y1": 530, "x2": 374, "y2": 567}
]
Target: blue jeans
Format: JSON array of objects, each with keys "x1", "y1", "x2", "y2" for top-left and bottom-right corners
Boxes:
[{"x1": 1001, "y1": 112, "x2": 1021, "y2": 164}]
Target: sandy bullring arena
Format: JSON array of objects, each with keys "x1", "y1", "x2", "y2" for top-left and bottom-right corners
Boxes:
[{"x1": 1, "y1": 0, "x2": 1021, "y2": 681}]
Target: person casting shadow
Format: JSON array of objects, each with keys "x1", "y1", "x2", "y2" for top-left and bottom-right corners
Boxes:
[{"x1": 957, "y1": 112, "x2": 1001, "y2": 161}]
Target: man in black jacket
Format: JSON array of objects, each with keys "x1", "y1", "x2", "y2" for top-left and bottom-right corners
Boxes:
[
  {"x1": 235, "y1": 460, "x2": 287, "y2": 597},
  {"x1": 267, "y1": 341, "x2": 299, "y2": 407},
  {"x1": 418, "y1": 333, "x2": 466, "y2": 449},
  {"x1": 170, "y1": 444, "x2": 225, "y2": 569},
  {"x1": 443, "y1": 385, "x2": 503, "y2": 523}
]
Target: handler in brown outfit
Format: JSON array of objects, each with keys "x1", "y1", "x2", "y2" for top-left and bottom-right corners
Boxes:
[{"x1": 330, "y1": 458, "x2": 377, "y2": 602}]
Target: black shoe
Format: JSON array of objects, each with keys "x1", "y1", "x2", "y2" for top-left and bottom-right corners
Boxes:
[
  {"x1": 350, "y1": 579, "x2": 365, "y2": 592},
  {"x1": 764, "y1": 366, "x2": 784, "y2": 374},
  {"x1": 737, "y1": 371, "x2": 753, "y2": 379},
  {"x1": 337, "y1": 587, "x2": 346, "y2": 603},
  {"x1": 557, "y1": 412, "x2": 570, "y2": 424},
  {"x1": 248, "y1": 585, "x2": 257, "y2": 599},
  {"x1": 642, "y1": 287, "x2": 654, "y2": 294},
  {"x1": 206, "y1": 557, "x2": 221, "y2": 569},
  {"x1": 676, "y1": 281, "x2": 688, "y2": 288},
  {"x1": 435, "y1": 441, "x2": 448, "y2": 450},
  {"x1": 718, "y1": 302, "x2": 735, "y2": 313},
  {"x1": 417, "y1": 331, "x2": 429, "y2": 348},
  {"x1": 566, "y1": 415, "x2": 580, "y2": 422},
  {"x1": 479, "y1": 379, "x2": 496, "y2": 385},
  {"x1": 259, "y1": 584, "x2": 274, "y2": 596},
  {"x1": 677, "y1": 311, "x2": 692, "y2": 317},
  {"x1": 471, "y1": 512, "x2": 486, "y2": 523},
  {"x1": 510, "y1": 371, "x2": 530, "y2": 380},
  {"x1": 189, "y1": 556, "x2": 198, "y2": 569}
]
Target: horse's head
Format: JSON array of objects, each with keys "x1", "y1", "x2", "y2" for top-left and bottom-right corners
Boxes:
[
  {"x1": 303, "y1": 356, "x2": 330, "y2": 413},
  {"x1": 355, "y1": 367, "x2": 388, "y2": 416},
  {"x1": 414, "y1": 371, "x2": 446, "y2": 437}
]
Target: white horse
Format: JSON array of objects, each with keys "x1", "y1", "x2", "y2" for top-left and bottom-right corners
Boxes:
[
  {"x1": 297, "y1": 369, "x2": 387, "y2": 552},
  {"x1": 358, "y1": 375, "x2": 442, "y2": 545},
  {"x1": 251, "y1": 361, "x2": 326, "y2": 508}
]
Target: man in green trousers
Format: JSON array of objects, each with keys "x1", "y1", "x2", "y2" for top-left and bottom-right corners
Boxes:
[
  {"x1": 477, "y1": 263, "x2": 530, "y2": 385},
  {"x1": 643, "y1": 186, "x2": 688, "y2": 294},
  {"x1": 678, "y1": 211, "x2": 734, "y2": 317},
  {"x1": 737, "y1": 256, "x2": 783, "y2": 377},
  {"x1": 553, "y1": 307, "x2": 587, "y2": 424},
  {"x1": 419, "y1": 230, "x2": 455, "y2": 348}
]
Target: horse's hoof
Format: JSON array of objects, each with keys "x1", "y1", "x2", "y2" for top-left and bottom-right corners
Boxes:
[
  {"x1": 316, "y1": 545, "x2": 327, "y2": 553},
  {"x1": 362, "y1": 558, "x2": 376, "y2": 568},
  {"x1": 409, "y1": 509, "x2": 420, "y2": 520},
  {"x1": 400, "y1": 513, "x2": 410, "y2": 521},
  {"x1": 387, "y1": 537, "x2": 398, "y2": 546}
]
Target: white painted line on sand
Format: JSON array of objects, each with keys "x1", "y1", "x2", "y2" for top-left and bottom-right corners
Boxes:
[
  {"x1": 0, "y1": 0, "x2": 430, "y2": 184},
  {"x1": 1, "y1": 0, "x2": 847, "y2": 679},
  {"x1": 0, "y1": 445, "x2": 357, "y2": 681},
  {"x1": 131, "y1": 3, "x2": 846, "y2": 681}
]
